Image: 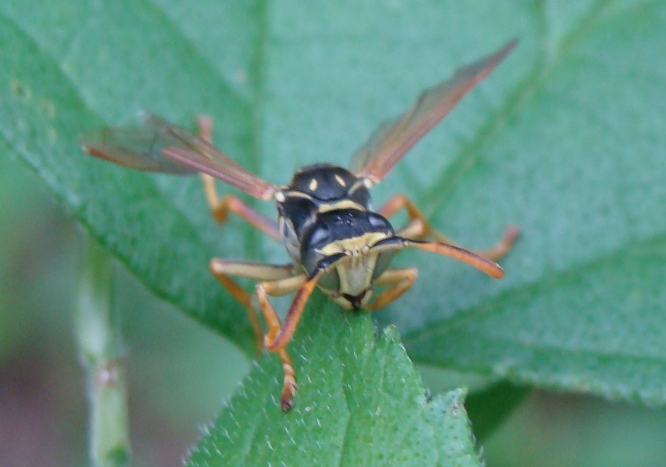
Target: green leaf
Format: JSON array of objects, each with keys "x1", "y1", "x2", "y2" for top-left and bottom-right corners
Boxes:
[
  {"x1": 0, "y1": 0, "x2": 261, "y2": 353},
  {"x1": 465, "y1": 381, "x2": 530, "y2": 443},
  {"x1": 1, "y1": 0, "x2": 665, "y2": 420},
  {"x1": 187, "y1": 295, "x2": 481, "y2": 467},
  {"x1": 397, "y1": 1, "x2": 666, "y2": 406}
]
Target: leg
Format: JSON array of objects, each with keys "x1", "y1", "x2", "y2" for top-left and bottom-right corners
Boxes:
[
  {"x1": 258, "y1": 252, "x2": 348, "y2": 353},
  {"x1": 379, "y1": 193, "x2": 449, "y2": 241},
  {"x1": 363, "y1": 268, "x2": 419, "y2": 311},
  {"x1": 203, "y1": 176, "x2": 282, "y2": 241},
  {"x1": 211, "y1": 259, "x2": 310, "y2": 411},
  {"x1": 255, "y1": 274, "x2": 312, "y2": 412},
  {"x1": 378, "y1": 194, "x2": 519, "y2": 261},
  {"x1": 277, "y1": 348, "x2": 297, "y2": 411},
  {"x1": 255, "y1": 253, "x2": 347, "y2": 411},
  {"x1": 197, "y1": 116, "x2": 281, "y2": 241},
  {"x1": 209, "y1": 258, "x2": 295, "y2": 353}
]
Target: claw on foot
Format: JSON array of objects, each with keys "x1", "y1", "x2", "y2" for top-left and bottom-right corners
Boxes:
[{"x1": 280, "y1": 362, "x2": 297, "y2": 412}]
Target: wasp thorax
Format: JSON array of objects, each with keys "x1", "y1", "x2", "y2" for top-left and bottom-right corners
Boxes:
[
  {"x1": 289, "y1": 164, "x2": 361, "y2": 200},
  {"x1": 287, "y1": 164, "x2": 372, "y2": 209}
]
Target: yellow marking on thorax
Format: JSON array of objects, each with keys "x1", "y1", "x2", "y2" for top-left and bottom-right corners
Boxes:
[
  {"x1": 284, "y1": 190, "x2": 314, "y2": 200},
  {"x1": 334, "y1": 174, "x2": 346, "y2": 186},
  {"x1": 309, "y1": 178, "x2": 318, "y2": 191},
  {"x1": 347, "y1": 179, "x2": 367, "y2": 195},
  {"x1": 317, "y1": 199, "x2": 366, "y2": 213}
]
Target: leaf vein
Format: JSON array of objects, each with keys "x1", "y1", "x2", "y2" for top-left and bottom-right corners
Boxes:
[
  {"x1": 423, "y1": 0, "x2": 618, "y2": 216},
  {"x1": 404, "y1": 232, "x2": 666, "y2": 347}
]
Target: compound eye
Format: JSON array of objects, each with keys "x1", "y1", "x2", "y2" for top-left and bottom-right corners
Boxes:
[
  {"x1": 367, "y1": 213, "x2": 392, "y2": 233},
  {"x1": 371, "y1": 251, "x2": 396, "y2": 280},
  {"x1": 318, "y1": 269, "x2": 340, "y2": 291},
  {"x1": 308, "y1": 225, "x2": 330, "y2": 247},
  {"x1": 282, "y1": 218, "x2": 297, "y2": 241}
]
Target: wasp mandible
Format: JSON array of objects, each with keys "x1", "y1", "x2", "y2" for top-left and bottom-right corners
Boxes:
[{"x1": 82, "y1": 40, "x2": 519, "y2": 411}]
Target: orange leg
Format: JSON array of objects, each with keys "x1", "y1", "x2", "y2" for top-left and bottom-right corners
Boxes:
[
  {"x1": 197, "y1": 116, "x2": 281, "y2": 241},
  {"x1": 210, "y1": 257, "x2": 308, "y2": 411},
  {"x1": 255, "y1": 273, "x2": 311, "y2": 411},
  {"x1": 364, "y1": 268, "x2": 419, "y2": 311},
  {"x1": 255, "y1": 253, "x2": 347, "y2": 411},
  {"x1": 203, "y1": 178, "x2": 281, "y2": 241},
  {"x1": 277, "y1": 348, "x2": 296, "y2": 411},
  {"x1": 199, "y1": 117, "x2": 305, "y2": 411},
  {"x1": 209, "y1": 259, "x2": 295, "y2": 353},
  {"x1": 378, "y1": 194, "x2": 519, "y2": 261}
]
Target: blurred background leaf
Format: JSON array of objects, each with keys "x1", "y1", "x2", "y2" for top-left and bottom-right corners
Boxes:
[{"x1": 1, "y1": 0, "x2": 666, "y2": 466}]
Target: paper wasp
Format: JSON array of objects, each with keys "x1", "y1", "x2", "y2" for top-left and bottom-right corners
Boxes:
[{"x1": 81, "y1": 40, "x2": 518, "y2": 411}]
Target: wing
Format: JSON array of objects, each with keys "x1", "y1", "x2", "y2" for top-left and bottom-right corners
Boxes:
[
  {"x1": 351, "y1": 40, "x2": 517, "y2": 183},
  {"x1": 80, "y1": 114, "x2": 193, "y2": 174},
  {"x1": 81, "y1": 113, "x2": 277, "y2": 200}
]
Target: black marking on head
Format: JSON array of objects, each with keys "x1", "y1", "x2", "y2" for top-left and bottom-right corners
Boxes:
[{"x1": 342, "y1": 291, "x2": 368, "y2": 310}]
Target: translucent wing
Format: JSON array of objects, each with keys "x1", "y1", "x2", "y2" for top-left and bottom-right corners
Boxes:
[
  {"x1": 81, "y1": 113, "x2": 277, "y2": 200},
  {"x1": 351, "y1": 40, "x2": 517, "y2": 183},
  {"x1": 81, "y1": 115, "x2": 193, "y2": 174}
]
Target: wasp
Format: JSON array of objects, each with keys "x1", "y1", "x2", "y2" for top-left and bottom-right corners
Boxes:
[{"x1": 81, "y1": 40, "x2": 519, "y2": 411}]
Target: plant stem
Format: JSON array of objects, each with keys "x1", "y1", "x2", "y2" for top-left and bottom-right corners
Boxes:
[{"x1": 76, "y1": 235, "x2": 130, "y2": 467}]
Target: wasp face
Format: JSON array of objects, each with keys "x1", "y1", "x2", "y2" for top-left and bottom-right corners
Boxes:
[{"x1": 300, "y1": 209, "x2": 396, "y2": 309}]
